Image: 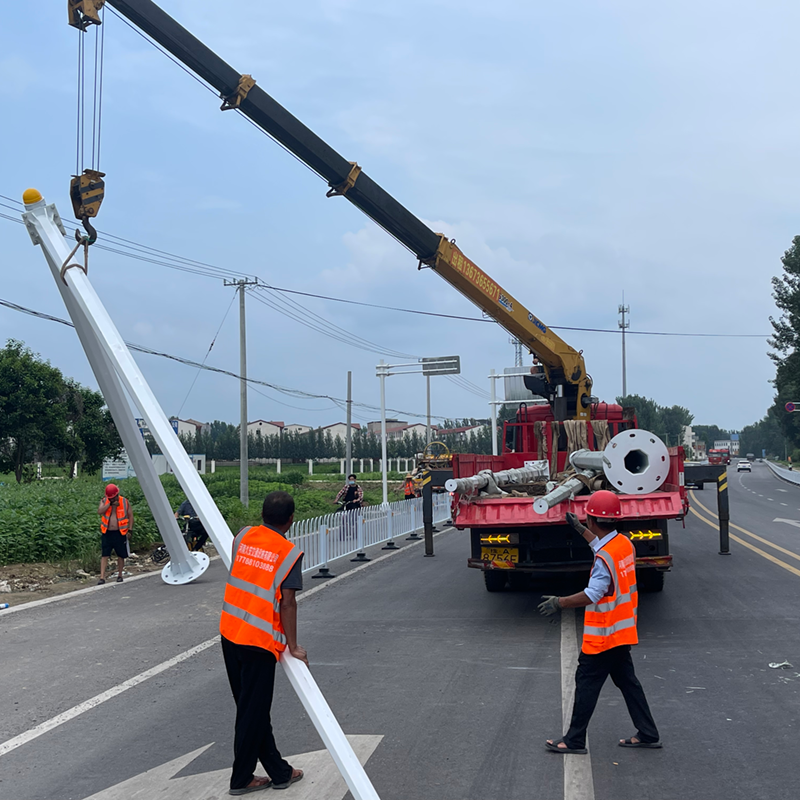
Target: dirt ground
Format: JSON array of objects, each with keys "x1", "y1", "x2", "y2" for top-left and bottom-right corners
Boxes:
[{"x1": 0, "y1": 544, "x2": 218, "y2": 608}]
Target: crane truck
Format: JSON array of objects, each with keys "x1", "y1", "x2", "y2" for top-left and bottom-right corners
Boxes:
[{"x1": 68, "y1": 0, "x2": 688, "y2": 593}]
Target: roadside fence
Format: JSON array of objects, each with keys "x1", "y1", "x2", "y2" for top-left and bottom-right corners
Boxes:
[
  {"x1": 766, "y1": 460, "x2": 800, "y2": 486},
  {"x1": 289, "y1": 494, "x2": 452, "y2": 577}
]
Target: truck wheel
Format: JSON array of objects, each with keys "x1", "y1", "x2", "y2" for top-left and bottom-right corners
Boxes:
[
  {"x1": 484, "y1": 570, "x2": 507, "y2": 592},
  {"x1": 638, "y1": 569, "x2": 665, "y2": 593},
  {"x1": 507, "y1": 572, "x2": 529, "y2": 591}
]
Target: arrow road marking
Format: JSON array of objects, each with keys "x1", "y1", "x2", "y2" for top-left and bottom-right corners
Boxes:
[
  {"x1": 774, "y1": 518, "x2": 800, "y2": 529},
  {"x1": 82, "y1": 735, "x2": 383, "y2": 800}
]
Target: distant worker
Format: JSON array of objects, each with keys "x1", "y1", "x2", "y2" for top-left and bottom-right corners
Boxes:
[
  {"x1": 175, "y1": 497, "x2": 208, "y2": 551},
  {"x1": 404, "y1": 474, "x2": 417, "y2": 500},
  {"x1": 220, "y1": 491, "x2": 306, "y2": 794},
  {"x1": 538, "y1": 490, "x2": 660, "y2": 754},
  {"x1": 335, "y1": 474, "x2": 363, "y2": 510},
  {"x1": 97, "y1": 483, "x2": 133, "y2": 585}
]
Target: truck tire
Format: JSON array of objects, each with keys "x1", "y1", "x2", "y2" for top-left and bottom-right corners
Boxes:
[
  {"x1": 484, "y1": 570, "x2": 507, "y2": 592},
  {"x1": 508, "y1": 572, "x2": 529, "y2": 591},
  {"x1": 638, "y1": 569, "x2": 665, "y2": 593}
]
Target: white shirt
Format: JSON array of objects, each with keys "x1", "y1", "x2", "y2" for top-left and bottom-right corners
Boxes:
[{"x1": 584, "y1": 530, "x2": 618, "y2": 603}]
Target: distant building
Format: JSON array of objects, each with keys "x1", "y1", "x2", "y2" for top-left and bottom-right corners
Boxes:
[
  {"x1": 170, "y1": 417, "x2": 208, "y2": 438},
  {"x1": 367, "y1": 419, "x2": 405, "y2": 435},
  {"x1": 319, "y1": 422, "x2": 361, "y2": 441},
  {"x1": 730, "y1": 433, "x2": 740, "y2": 455},
  {"x1": 284, "y1": 424, "x2": 312, "y2": 435},
  {"x1": 248, "y1": 420, "x2": 284, "y2": 438},
  {"x1": 385, "y1": 423, "x2": 430, "y2": 441}
]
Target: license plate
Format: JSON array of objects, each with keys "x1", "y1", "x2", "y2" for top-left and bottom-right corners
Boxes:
[{"x1": 481, "y1": 547, "x2": 519, "y2": 565}]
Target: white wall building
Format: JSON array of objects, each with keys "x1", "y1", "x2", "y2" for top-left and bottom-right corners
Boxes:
[
  {"x1": 319, "y1": 422, "x2": 361, "y2": 440},
  {"x1": 284, "y1": 424, "x2": 312, "y2": 435},
  {"x1": 248, "y1": 420, "x2": 284, "y2": 438}
]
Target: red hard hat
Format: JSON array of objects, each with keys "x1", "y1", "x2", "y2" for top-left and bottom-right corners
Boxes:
[
  {"x1": 105, "y1": 483, "x2": 119, "y2": 499},
  {"x1": 585, "y1": 489, "x2": 621, "y2": 518}
]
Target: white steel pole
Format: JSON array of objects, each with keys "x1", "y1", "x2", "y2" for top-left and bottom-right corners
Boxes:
[
  {"x1": 426, "y1": 375, "x2": 432, "y2": 445},
  {"x1": 379, "y1": 361, "x2": 388, "y2": 505},
  {"x1": 23, "y1": 194, "x2": 232, "y2": 578},
  {"x1": 490, "y1": 369, "x2": 498, "y2": 456}
]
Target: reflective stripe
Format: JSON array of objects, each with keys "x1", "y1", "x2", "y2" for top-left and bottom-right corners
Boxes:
[
  {"x1": 273, "y1": 545, "x2": 302, "y2": 587},
  {"x1": 231, "y1": 526, "x2": 252, "y2": 562},
  {"x1": 227, "y1": 574, "x2": 277, "y2": 606},
  {"x1": 222, "y1": 602, "x2": 287, "y2": 644},
  {"x1": 583, "y1": 617, "x2": 637, "y2": 637},
  {"x1": 588, "y1": 591, "x2": 631, "y2": 613}
]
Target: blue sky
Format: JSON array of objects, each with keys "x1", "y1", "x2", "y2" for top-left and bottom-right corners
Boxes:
[{"x1": 0, "y1": 0, "x2": 794, "y2": 432}]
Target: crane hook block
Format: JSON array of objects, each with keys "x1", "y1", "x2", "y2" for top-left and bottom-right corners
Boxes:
[
  {"x1": 70, "y1": 169, "x2": 106, "y2": 221},
  {"x1": 220, "y1": 74, "x2": 256, "y2": 111},
  {"x1": 68, "y1": 0, "x2": 105, "y2": 30}
]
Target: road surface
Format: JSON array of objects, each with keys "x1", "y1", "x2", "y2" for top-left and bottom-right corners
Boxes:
[{"x1": 1, "y1": 462, "x2": 799, "y2": 800}]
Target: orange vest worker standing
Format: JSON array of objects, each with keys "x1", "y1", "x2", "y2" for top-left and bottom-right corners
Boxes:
[
  {"x1": 97, "y1": 483, "x2": 132, "y2": 585},
  {"x1": 220, "y1": 491, "x2": 307, "y2": 795},
  {"x1": 538, "y1": 490, "x2": 660, "y2": 754}
]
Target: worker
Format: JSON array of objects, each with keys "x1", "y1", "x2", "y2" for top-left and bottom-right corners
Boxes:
[
  {"x1": 538, "y1": 490, "x2": 660, "y2": 754},
  {"x1": 335, "y1": 473, "x2": 363, "y2": 510},
  {"x1": 220, "y1": 491, "x2": 307, "y2": 794},
  {"x1": 97, "y1": 483, "x2": 133, "y2": 585},
  {"x1": 404, "y1": 474, "x2": 417, "y2": 500}
]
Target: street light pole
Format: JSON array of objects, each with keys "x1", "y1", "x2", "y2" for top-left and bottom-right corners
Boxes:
[
  {"x1": 378, "y1": 361, "x2": 388, "y2": 505},
  {"x1": 426, "y1": 375, "x2": 432, "y2": 445},
  {"x1": 345, "y1": 370, "x2": 353, "y2": 477}
]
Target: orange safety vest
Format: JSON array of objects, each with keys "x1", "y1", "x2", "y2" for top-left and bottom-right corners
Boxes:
[
  {"x1": 219, "y1": 525, "x2": 303, "y2": 657},
  {"x1": 404, "y1": 478, "x2": 416, "y2": 497},
  {"x1": 582, "y1": 532, "x2": 638, "y2": 654},
  {"x1": 100, "y1": 497, "x2": 131, "y2": 535}
]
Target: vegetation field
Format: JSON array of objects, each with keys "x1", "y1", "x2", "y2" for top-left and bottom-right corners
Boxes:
[{"x1": 0, "y1": 466, "x2": 403, "y2": 566}]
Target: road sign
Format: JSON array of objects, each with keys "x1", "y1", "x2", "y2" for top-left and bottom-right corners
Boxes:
[{"x1": 421, "y1": 355, "x2": 460, "y2": 376}]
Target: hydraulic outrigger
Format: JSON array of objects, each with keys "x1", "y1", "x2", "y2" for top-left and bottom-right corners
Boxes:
[{"x1": 83, "y1": 0, "x2": 595, "y2": 420}]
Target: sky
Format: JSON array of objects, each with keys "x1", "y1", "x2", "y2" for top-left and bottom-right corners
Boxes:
[{"x1": 0, "y1": 0, "x2": 794, "y2": 433}]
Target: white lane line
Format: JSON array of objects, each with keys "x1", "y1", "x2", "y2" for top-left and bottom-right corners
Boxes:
[
  {"x1": 0, "y1": 638, "x2": 218, "y2": 758},
  {"x1": 782, "y1": 503, "x2": 788, "y2": 507},
  {"x1": 561, "y1": 609, "x2": 595, "y2": 800},
  {"x1": 0, "y1": 528, "x2": 451, "y2": 758}
]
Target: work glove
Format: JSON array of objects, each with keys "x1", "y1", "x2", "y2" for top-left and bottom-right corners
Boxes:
[
  {"x1": 565, "y1": 512, "x2": 587, "y2": 535},
  {"x1": 538, "y1": 595, "x2": 561, "y2": 616}
]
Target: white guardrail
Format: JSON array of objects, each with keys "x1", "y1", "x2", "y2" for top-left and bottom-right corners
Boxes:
[
  {"x1": 766, "y1": 460, "x2": 800, "y2": 486},
  {"x1": 288, "y1": 494, "x2": 452, "y2": 574}
]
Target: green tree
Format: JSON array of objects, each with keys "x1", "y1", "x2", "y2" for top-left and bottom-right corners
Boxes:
[
  {"x1": 63, "y1": 382, "x2": 122, "y2": 473},
  {"x1": 0, "y1": 341, "x2": 71, "y2": 482}
]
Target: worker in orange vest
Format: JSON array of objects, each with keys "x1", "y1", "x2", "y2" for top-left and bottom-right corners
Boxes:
[
  {"x1": 220, "y1": 491, "x2": 307, "y2": 794},
  {"x1": 538, "y1": 490, "x2": 660, "y2": 754},
  {"x1": 404, "y1": 474, "x2": 417, "y2": 500},
  {"x1": 97, "y1": 483, "x2": 133, "y2": 585}
]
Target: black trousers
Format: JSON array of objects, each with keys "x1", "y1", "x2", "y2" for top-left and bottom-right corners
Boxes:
[
  {"x1": 222, "y1": 637, "x2": 293, "y2": 790},
  {"x1": 564, "y1": 645, "x2": 659, "y2": 749}
]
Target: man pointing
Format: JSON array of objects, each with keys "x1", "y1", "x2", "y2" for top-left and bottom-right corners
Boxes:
[{"x1": 538, "y1": 490, "x2": 660, "y2": 754}]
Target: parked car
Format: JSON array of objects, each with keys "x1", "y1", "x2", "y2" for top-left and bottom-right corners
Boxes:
[{"x1": 737, "y1": 460, "x2": 752, "y2": 472}]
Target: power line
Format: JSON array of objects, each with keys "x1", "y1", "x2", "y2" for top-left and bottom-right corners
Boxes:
[
  {"x1": 0, "y1": 296, "x2": 448, "y2": 421},
  {"x1": 0, "y1": 198, "x2": 771, "y2": 338}
]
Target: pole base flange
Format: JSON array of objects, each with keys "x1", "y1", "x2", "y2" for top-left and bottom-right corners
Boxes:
[
  {"x1": 161, "y1": 551, "x2": 210, "y2": 585},
  {"x1": 382, "y1": 541, "x2": 400, "y2": 550}
]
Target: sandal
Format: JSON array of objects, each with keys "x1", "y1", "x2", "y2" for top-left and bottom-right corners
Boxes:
[
  {"x1": 545, "y1": 738, "x2": 587, "y2": 755},
  {"x1": 97, "y1": 579, "x2": 105, "y2": 585},
  {"x1": 619, "y1": 737, "x2": 662, "y2": 749},
  {"x1": 273, "y1": 769, "x2": 304, "y2": 789},
  {"x1": 229, "y1": 776, "x2": 272, "y2": 795},
  {"x1": 116, "y1": 576, "x2": 123, "y2": 583}
]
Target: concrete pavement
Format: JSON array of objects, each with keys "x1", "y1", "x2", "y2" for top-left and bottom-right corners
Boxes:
[{"x1": 1, "y1": 468, "x2": 800, "y2": 799}]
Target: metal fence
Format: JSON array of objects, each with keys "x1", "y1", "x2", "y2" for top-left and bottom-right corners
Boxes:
[
  {"x1": 288, "y1": 494, "x2": 452, "y2": 574},
  {"x1": 766, "y1": 460, "x2": 800, "y2": 486}
]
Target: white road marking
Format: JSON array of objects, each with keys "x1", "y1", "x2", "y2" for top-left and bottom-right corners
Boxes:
[
  {"x1": 773, "y1": 518, "x2": 800, "y2": 529},
  {"x1": 0, "y1": 638, "x2": 219, "y2": 758},
  {"x1": 82, "y1": 735, "x2": 383, "y2": 800},
  {"x1": 778, "y1": 489, "x2": 788, "y2": 493},
  {"x1": 781, "y1": 503, "x2": 788, "y2": 506},
  {"x1": 561, "y1": 609, "x2": 595, "y2": 800},
  {"x1": 0, "y1": 530, "x2": 449, "y2": 759}
]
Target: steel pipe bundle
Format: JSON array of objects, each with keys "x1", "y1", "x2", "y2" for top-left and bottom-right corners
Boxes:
[{"x1": 445, "y1": 464, "x2": 547, "y2": 496}]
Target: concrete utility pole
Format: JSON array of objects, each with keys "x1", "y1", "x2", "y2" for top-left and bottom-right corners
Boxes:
[
  {"x1": 225, "y1": 278, "x2": 259, "y2": 506},
  {"x1": 426, "y1": 375, "x2": 432, "y2": 445},
  {"x1": 346, "y1": 371, "x2": 353, "y2": 476},
  {"x1": 618, "y1": 295, "x2": 630, "y2": 398}
]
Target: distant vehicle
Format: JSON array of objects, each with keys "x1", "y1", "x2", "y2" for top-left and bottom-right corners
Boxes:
[
  {"x1": 737, "y1": 460, "x2": 751, "y2": 472},
  {"x1": 709, "y1": 448, "x2": 731, "y2": 466},
  {"x1": 746, "y1": 452, "x2": 755, "y2": 460}
]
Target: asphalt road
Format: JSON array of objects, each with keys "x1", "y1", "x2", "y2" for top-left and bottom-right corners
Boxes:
[{"x1": 1, "y1": 464, "x2": 799, "y2": 800}]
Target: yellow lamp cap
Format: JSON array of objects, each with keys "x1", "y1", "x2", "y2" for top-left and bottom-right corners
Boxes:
[{"x1": 23, "y1": 188, "x2": 43, "y2": 204}]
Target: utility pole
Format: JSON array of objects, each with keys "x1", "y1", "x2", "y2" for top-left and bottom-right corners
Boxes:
[
  {"x1": 618, "y1": 295, "x2": 630, "y2": 398},
  {"x1": 224, "y1": 278, "x2": 259, "y2": 506},
  {"x1": 345, "y1": 371, "x2": 353, "y2": 477},
  {"x1": 426, "y1": 375, "x2": 432, "y2": 445},
  {"x1": 510, "y1": 337, "x2": 523, "y2": 368}
]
